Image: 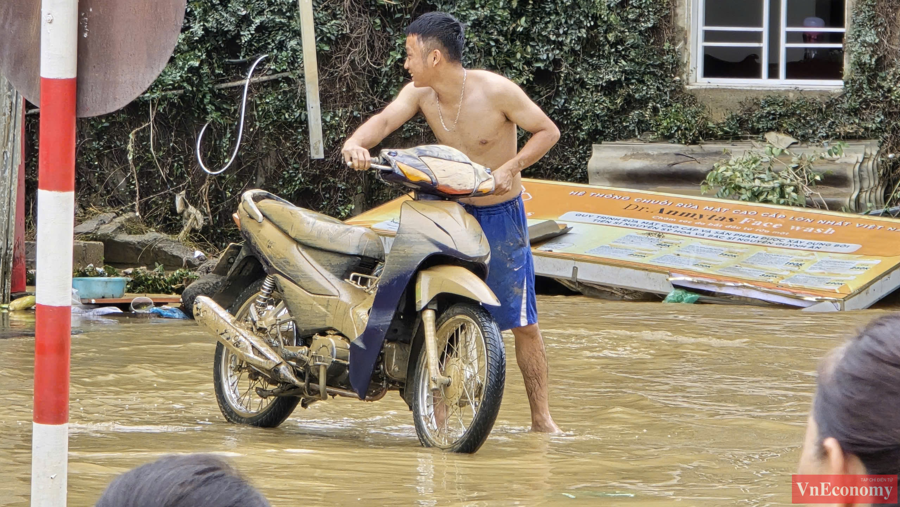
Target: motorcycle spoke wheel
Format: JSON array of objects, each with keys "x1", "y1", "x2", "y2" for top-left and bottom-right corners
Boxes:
[
  {"x1": 212, "y1": 278, "x2": 300, "y2": 428},
  {"x1": 220, "y1": 348, "x2": 278, "y2": 417},
  {"x1": 421, "y1": 316, "x2": 485, "y2": 445},
  {"x1": 412, "y1": 303, "x2": 505, "y2": 453}
]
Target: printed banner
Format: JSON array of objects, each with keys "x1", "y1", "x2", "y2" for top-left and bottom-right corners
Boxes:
[{"x1": 347, "y1": 179, "x2": 900, "y2": 301}]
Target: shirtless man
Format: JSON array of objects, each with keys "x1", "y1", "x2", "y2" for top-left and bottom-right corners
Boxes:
[{"x1": 342, "y1": 12, "x2": 561, "y2": 433}]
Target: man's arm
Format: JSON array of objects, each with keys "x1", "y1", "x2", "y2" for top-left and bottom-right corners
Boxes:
[
  {"x1": 342, "y1": 84, "x2": 421, "y2": 171},
  {"x1": 492, "y1": 79, "x2": 561, "y2": 194}
]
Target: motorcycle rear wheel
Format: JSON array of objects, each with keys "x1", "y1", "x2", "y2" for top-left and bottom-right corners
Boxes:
[
  {"x1": 411, "y1": 302, "x2": 506, "y2": 453},
  {"x1": 212, "y1": 278, "x2": 300, "y2": 428}
]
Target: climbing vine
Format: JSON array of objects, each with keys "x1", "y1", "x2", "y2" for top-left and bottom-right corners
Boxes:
[{"x1": 22, "y1": 0, "x2": 900, "y2": 250}]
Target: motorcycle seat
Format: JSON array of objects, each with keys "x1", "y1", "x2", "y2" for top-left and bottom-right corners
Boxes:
[{"x1": 255, "y1": 199, "x2": 385, "y2": 261}]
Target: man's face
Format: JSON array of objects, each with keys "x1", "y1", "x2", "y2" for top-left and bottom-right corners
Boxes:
[{"x1": 404, "y1": 35, "x2": 433, "y2": 87}]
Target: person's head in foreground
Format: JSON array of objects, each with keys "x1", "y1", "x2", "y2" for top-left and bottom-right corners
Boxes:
[
  {"x1": 403, "y1": 11, "x2": 465, "y2": 88},
  {"x1": 95, "y1": 454, "x2": 270, "y2": 507},
  {"x1": 799, "y1": 314, "x2": 900, "y2": 505}
]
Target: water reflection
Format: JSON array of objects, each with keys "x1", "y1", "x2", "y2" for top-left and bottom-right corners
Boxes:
[{"x1": 0, "y1": 296, "x2": 893, "y2": 505}]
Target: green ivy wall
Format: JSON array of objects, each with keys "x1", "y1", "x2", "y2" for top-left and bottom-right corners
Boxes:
[{"x1": 24, "y1": 0, "x2": 900, "y2": 248}]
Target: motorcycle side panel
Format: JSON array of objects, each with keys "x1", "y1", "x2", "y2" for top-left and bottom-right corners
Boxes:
[
  {"x1": 238, "y1": 206, "x2": 372, "y2": 339},
  {"x1": 240, "y1": 206, "x2": 338, "y2": 297},
  {"x1": 349, "y1": 200, "x2": 490, "y2": 398},
  {"x1": 275, "y1": 272, "x2": 374, "y2": 340}
]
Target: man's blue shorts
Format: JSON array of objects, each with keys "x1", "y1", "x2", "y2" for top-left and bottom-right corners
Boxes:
[{"x1": 463, "y1": 195, "x2": 538, "y2": 332}]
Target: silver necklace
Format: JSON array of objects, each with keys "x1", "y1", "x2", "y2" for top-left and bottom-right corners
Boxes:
[{"x1": 437, "y1": 69, "x2": 467, "y2": 132}]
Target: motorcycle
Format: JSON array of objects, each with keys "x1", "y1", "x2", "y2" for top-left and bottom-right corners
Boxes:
[{"x1": 192, "y1": 145, "x2": 506, "y2": 453}]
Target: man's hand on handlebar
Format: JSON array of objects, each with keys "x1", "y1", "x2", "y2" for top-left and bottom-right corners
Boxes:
[
  {"x1": 341, "y1": 141, "x2": 372, "y2": 171},
  {"x1": 491, "y1": 166, "x2": 513, "y2": 195}
]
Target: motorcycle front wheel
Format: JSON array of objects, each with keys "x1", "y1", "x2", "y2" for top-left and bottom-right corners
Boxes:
[
  {"x1": 212, "y1": 278, "x2": 300, "y2": 428},
  {"x1": 411, "y1": 302, "x2": 506, "y2": 453}
]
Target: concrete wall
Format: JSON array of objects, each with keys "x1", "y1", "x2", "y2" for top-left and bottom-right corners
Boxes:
[
  {"x1": 25, "y1": 241, "x2": 104, "y2": 270},
  {"x1": 588, "y1": 140, "x2": 885, "y2": 212}
]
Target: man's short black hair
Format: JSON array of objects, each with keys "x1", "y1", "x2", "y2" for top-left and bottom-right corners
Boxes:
[{"x1": 405, "y1": 12, "x2": 465, "y2": 64}]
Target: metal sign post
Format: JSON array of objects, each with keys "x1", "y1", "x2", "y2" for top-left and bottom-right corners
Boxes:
[
  {"x1": 31, "y1": 0, "x2": 78, "y2": 504},
  {"x1": 298, "y1": 0, "x2": 324, "y2": 159}
]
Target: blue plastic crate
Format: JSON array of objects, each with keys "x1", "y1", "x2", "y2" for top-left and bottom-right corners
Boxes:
[{"x1": 72, "y1": 277, "x2": 128, "y2": 300}]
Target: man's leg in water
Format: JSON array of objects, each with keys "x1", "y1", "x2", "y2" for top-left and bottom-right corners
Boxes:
[
  {"x1": 511, "y1": 322, "x2": 561, "y2": 433},
  {"x1": 464, "y1": 197, "x2": 561, "y2": 433}
]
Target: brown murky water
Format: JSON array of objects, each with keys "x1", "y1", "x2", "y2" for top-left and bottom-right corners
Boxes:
[{"x1": 0, "y1": 297, "x2": 896, "y2": 506}]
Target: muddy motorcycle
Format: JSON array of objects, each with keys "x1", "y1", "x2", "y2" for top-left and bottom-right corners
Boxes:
[{"x1": 193, "y1": 145, "x2": 506, "y2": 453}]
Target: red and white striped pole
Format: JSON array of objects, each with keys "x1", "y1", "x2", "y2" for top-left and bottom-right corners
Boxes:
[{"x1": 32, "y1": 0, "x2": 78, "y2": 505}]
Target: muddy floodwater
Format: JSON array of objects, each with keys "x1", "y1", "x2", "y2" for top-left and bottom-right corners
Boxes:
[{"x1": 0, "y1": 296, "x2": 896, "y2": 506}]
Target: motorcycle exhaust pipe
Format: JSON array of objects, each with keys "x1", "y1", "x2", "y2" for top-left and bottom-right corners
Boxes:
[{"x1": 193, "y1": 296, "x2": 304, "y2": 388}]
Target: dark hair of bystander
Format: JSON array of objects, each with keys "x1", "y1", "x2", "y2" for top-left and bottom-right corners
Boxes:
[
  {"x1": 95, "y1": 454, "x2": 270, "y2": 507},
  {"x1": 812, "y1": 314, "x2": 900, "y2": 475}
]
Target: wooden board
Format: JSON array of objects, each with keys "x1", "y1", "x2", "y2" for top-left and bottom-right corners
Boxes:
[{"x1": 81, "y1": 295, "x2": 181, "y2": 305}]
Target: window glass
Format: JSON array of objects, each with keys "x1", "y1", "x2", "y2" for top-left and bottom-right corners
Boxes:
[
  {"x1": 785, "y1": 47, "x2": 844, "y2": 80},
  {"x1": 704, "y1": 0, "x2": 764, "y2": 27},
  {"x1": 703, "y1": 48, "x2": 762, "y2": 78},
  {"x1": 767, "y1": 0, "x2": 782, "y2": 79},
  {"x1": 786, "y1": 0, "x2": 845, "y2": 28},
  {"x1": 785, "y1": 32, "x2": 845, "y2": 45},
  {"x1": 698, "y1": 0, "x2": 845, "y2": 83}
]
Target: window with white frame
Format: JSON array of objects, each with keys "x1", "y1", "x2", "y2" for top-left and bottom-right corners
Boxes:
[{"x1": 694, "y1": 0, "x2": 847, "y2": 87}]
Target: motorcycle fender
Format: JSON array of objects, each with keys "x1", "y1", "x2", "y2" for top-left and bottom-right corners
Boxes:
[
  {"x1": 211, "y1": 243, "x2": 244, "y2": 276},
  {"x1": 211, "y1": 245, "x2": 265, "y2": 310},
  {"x1": 415, "y1": 265, "x2": 499, "y2": 311}
]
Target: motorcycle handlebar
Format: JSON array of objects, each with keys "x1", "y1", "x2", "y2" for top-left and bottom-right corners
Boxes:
[{"x1": 346, "y1": 159, "x2": 391, "y2": 171}]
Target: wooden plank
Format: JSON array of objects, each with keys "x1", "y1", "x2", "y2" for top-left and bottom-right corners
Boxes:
[
  {"x1": 4, "y1": 85, "x2": 21, "y2": 304},
  {"x1": 0, "y1": 77, "x2": 11, "y2": 305},
  {"x1": 298, "y1": 0, "x2": 324, "y2": 159},
  {"x1": 81, "y1": 295, "x2": 181, "y2": 305},
  {"x1": 0, "y1": 75, "x2": 22, "y2": 305}
]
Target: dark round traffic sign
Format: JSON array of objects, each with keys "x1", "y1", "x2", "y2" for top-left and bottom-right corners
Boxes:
[{"x1": 0, "y1": 0, "x2": 186, "y2": 117}]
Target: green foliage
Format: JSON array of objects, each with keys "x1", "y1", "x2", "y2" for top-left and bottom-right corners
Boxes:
[
  {"x1": 21, "y1": 0, "x2": 900, "y2": 240},
  {"x1": 73, "y1": 264, "x2": 198, "y2": 294},
  {"x1": 702, "y1": 138, "x2": 845, "y2": 207},
  {"x1": 26, "y1": 0, "x2": 697, "y2": 247},
  {"x1": 73, "y1": 264, "x2": 120, "y2": 278},
  {"x1": 128, "y1": 265, "x2": 199, "y2": 295}
]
